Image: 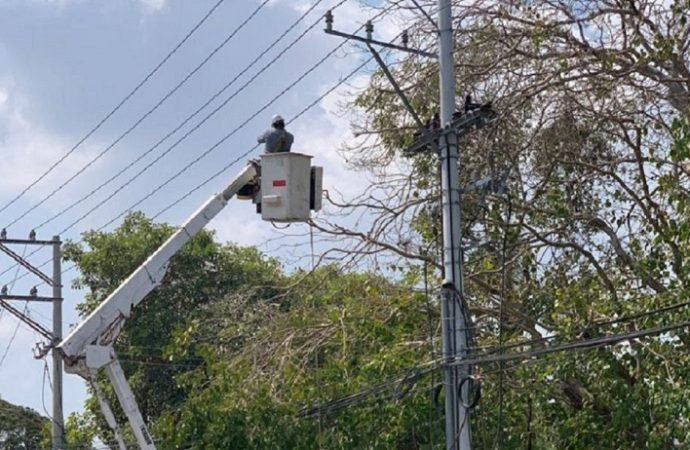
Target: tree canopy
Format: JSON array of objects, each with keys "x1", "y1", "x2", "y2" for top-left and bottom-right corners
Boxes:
[{"x1": 0, "y1": 398, "x2": 47, "y2": 450}]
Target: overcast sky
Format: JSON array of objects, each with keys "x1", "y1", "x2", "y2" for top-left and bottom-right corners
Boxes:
[{"x1": 0, "y1": 0, "x2": 411, "y2": 419}]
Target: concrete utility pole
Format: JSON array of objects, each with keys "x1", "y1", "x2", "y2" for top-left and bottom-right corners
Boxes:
[
  {"x1": 52, "y1": 236, "x2": 64, "y2": 450},
  {"x1": 323, "y1": 4, "x2": 482, "y2": 448},
  {"x1": 0, "y1": 231, "x2": 65, "y2": 450},
  {"x1": 437, "y1": 0, "x2": 472, "y2": 448}
]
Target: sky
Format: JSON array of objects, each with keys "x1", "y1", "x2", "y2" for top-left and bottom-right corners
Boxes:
[{"x1": 0, "y1": 0, "x2": 413, "y2": 425}]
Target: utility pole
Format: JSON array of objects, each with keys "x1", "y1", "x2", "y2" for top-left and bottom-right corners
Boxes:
[
  {"x1": 324, "y1": 4, "x2": 494, "y2": 448},
  {"x1": 437, "y1": 0, "x2": 472, "y2": 447},
  {"x1": 52, "y1": 236, "x2": 64, "y2": 450},
  {"x1": 0, "y1": 230, "x2": 65, "y2": 450}
]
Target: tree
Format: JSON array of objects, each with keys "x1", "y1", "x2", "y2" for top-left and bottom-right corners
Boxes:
[
  {"x1": 307, "y1": 0, "x2": 690, "y2": 447},
  {"x1": 0, "y1": 398, "x2": 48, "y2": 450},
  {"x1": 67, "y1": 213, "x2": 448, "y2": 449},
  {"x1": 155, "y1": 265, "x2": 445, "y2": 449},
  {"x1": 63, "y1": 212, "x2": 281, "y2": 446}
]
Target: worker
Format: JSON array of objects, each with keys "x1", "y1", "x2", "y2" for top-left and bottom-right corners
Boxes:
[{"x1": 257, "y1": 114, "x2": 294, "y2": 153}]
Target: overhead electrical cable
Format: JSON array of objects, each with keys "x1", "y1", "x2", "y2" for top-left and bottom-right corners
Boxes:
[
  {"x1": 0, "y1": 0, "x2": 227, "y2": 219},
  {"x1": 299, "y1": 319, "x2": 690, "y2": 417},
  {"x1": 450, "y1": 320, "x2": 690, "y2": 368},
  {"x1": 0, "y1": 0, "x2": 355, "y2": 279},
  {"x1": 471, "y1": 298, "x2": 690, "y2": 359},
  {"x1": 0, "y1": 3, "x2": 395, "y2": 286},
  {"x1": 0, "y1": 245, "x2": 30, "y2": 370},
  {"x1": 2, "y1": 14, "x2": 391, "y2": 286},
  {"x1": 4, "y1": 0, "x2": 271, "y2": 229},
  {"x1": 32, "y1": 0, "x2": 332, "y2": 232},
  {"x1": 95, "y1": 36, "x2": 358, "y2": 232},
  {"x1": 63, "y1": 1, "x2": 394, "y2": 235},
  {"x1": 0, "y1": 1, "x2": 397, "y2": 281},
  {"x1": 151, "y1": 52, "x2": 374, "y2": 220}
]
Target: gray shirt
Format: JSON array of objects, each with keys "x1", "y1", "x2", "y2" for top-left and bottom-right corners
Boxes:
[{"x1": 257, "y1": 128, "x2": 294, "y2": 153}]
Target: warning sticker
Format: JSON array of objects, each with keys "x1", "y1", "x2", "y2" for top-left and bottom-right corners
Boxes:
[{"x1": 273, "y1": 179, "x2": 287, "y2": 187}]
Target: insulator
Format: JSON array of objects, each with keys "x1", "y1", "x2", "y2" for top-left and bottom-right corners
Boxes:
[
  {"x1": 325, "y1": 10, "x2": 333, "y2": 31},
  {"x1": 0, "y1": 228, "x2": 6, "y2": 240},
  {"x1": 30, "y1": 286, "x2": 37, "y2": 297},
  {"x1": 365, "y1": 21, "x2": 374, "y2": 40},
  {"x1": 29, "y1": 229, "x2": 36, "y2": 241},
  {"x1": 402, "y1": 30, "x2": 409, "y2": 47},
  {"x1": 1, "y1": 285, "x2": 7, "y2": 295}
]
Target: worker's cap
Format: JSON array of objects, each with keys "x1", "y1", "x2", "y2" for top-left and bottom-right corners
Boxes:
[{"x1": 271, "y1": 114, "x2": 285, "y2": 125}]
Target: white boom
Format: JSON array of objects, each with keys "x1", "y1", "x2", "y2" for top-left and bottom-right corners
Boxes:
[{"x1": 56, "y1": 164, "x2": 257, "y2": 450}]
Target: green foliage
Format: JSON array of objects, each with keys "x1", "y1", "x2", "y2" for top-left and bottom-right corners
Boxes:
[
  {"x1": 0, "y1": 398, "x2": 48, "y2": 450},
  {"x1": 68, "y1": 212, "x2": 449, "y2": 447},
  {"x1": 64, "y1": 412, "x2": 98, "y2": 450},
  {"x1": 64, "y1": 212, "x2": 281, "y2": 445},
  {"x1": 155, "y1": 266, "x2": 444, "y2": 449}
]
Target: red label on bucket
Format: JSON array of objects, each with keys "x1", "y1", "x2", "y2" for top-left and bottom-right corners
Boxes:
[{"x1": 273, "y1": 179, "x2": 287, "y2": 187}]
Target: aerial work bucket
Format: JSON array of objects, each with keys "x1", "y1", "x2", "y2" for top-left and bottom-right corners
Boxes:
[{"x1": 260, "y1": 152, "x2": 321, "y2": 222}]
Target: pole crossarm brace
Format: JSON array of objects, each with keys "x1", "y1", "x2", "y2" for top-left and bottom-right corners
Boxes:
[
  {"x1": 0, "y1": 242, "x2": 55, "y2": 286},
  {"x1": 0, "y1": 299, "x2": 54, "y2": 341},
  {"x1": 409, "y1": 0, "x2": 438, "y2": 31},
  {"x1": 324, "y1": 10, "x2": 437, "y2": 148},
  {"x1": 0, "y1": 294, "x2": 61, "y2": 303},
  {"x1": 366, "y1": 43, "x2": 425, "y2": 128}
]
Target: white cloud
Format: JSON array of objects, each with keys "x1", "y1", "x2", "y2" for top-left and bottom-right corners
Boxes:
[
  {"x1": 290, "y1": 74, "x2": 372, "y2": 200},
  {"x1": 139, "y1": 0, "x2": 166, "y2": 13},
  {"x1": 211, "y1": 204, "x2": 271, "y2": 246},
  {"x1": 0, "y1": 79, "x2": 95, "y2": 197},
  {"x1": 18, "y1": 0, "x2": 167, "y2": 12}
]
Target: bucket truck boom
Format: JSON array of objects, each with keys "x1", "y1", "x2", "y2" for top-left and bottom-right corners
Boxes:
[{"x1": 56, "y1": 164, "x2": 258, "y2": 450}]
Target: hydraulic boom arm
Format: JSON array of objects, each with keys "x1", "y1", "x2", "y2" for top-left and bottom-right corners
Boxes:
[{"x1": 56, "y1": 163, "x2": 257, "y2": 449}]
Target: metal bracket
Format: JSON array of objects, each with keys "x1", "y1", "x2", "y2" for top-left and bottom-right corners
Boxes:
[
  {"x1": 325, "y1": 11, "x2": 436, "y2": 142},
  {"x1": 0, "y1": 294, "x2": 61, "y2": 302},
  {"x1": 0, "y1": 237, "x2": 61, "y2": 246},
  {"x1": 404, "y1": 107, "x2": 497, "y2": 156}
]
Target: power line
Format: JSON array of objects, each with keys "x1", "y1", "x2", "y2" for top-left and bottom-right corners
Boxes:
[
  {"x1": 0, "y1": 307, "x2": 28, "y2": 370},
  {"x1": 33, "y1": 0, "x2": 335, "y2": 233},
  {"x1": 454, "y1": 320, "x2": 690, "y2": 369},
  {"x1": 0, "y1": 0, "x2": 227, "y2": 220},
  {"x1": 0, "y1": 42, "x2": 377, "y2": 291},
  {"x1": 3, "y1": 0, "x2": 270, "y2": 229},
  {"x1": 0, "y1": 0, "x2": 394, "y2": 282},
  {"x1": 300, "y1": 319, "x2": 690, "y2": 418},
  {"x1": 472, "y1": 298, "x2": 690, "y2": 359},
  {"x1": 88, "y1": 8, "x2": 380, "y2": 234},
  {"x1": 0, "y1": 245, "x2": 30, "y2": 371},
  {"x1": 152, "y1": 49, "x2": 374, "y2": 220},
  {"x1": 0, "y1": 3, "x2": 397, "y2": 297}
]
